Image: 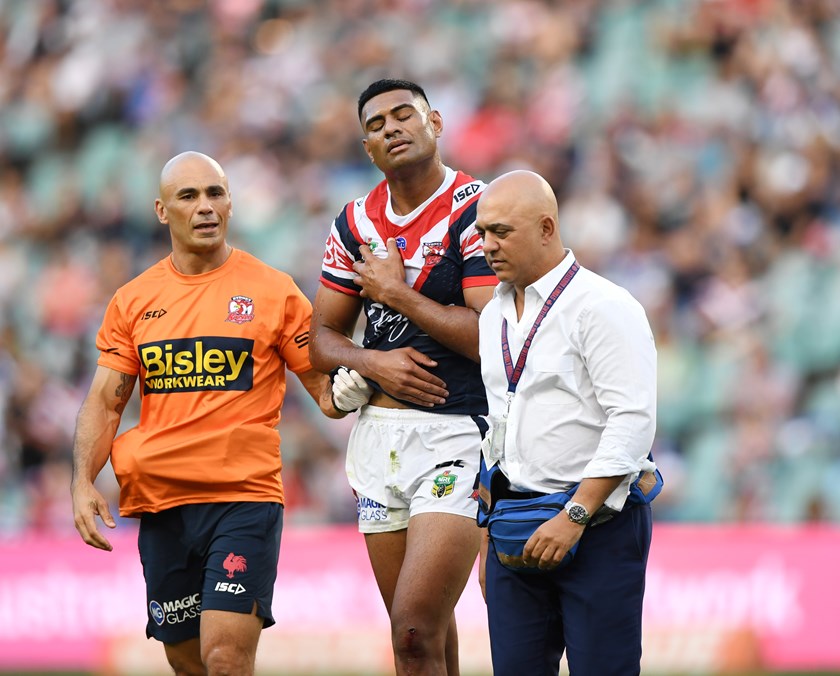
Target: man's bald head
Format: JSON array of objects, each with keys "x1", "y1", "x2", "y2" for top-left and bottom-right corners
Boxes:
[
  {"x1": 481, "y1": 170, "x2": 558, "y2": 221},
  {"x1": 159, "y1": 152, "x2": 227, "y2": 198},
  {"x1": 476, "y1": 170, "x2": 565, "y2": 291}
]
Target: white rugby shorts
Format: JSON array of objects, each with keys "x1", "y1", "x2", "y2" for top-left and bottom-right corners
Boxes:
[{"x1": 347, "y1": 406, "x2": 483, "y2": 533}]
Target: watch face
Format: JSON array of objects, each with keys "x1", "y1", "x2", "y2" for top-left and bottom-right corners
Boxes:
[{"x1": 568, "y1": 504, "x2": 589, "y2": 524}]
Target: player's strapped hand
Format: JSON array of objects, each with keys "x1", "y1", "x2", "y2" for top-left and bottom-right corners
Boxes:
[{"x1": 331, "y1": 366, "x2": 373, "y2": 412}]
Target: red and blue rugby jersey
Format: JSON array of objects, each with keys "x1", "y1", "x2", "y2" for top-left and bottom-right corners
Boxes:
[{"x1": 320, "y1": 166, "x2": 498, "y2": 414}]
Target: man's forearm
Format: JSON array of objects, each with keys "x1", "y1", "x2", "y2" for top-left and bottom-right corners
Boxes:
[
  {"x1": 71, "y1": 398, "x2": 120, "y2": 487},
  {"x1": 570, "y1": 476, "x2": 627, "y2": 515},
  {"x1": 380, "y1": 284, "x2": 480, "y2": 362},
  {"x1": 309, "y1": 326, "x2": 374, "y2": 376}
]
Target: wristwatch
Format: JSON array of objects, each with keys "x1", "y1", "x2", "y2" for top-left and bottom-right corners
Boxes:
[{"x1": 565, "y1": 501, "x2": 591, "y2": 526}]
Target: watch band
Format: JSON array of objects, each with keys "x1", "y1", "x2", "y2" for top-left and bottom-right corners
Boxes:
[{"x1": 565, "y1": 501, "x2": 591, "y2": 525}]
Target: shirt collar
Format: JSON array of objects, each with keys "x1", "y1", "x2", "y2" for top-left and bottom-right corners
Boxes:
[{"x1": 385, "y1": 165, "x2": 455, "y2": 225}]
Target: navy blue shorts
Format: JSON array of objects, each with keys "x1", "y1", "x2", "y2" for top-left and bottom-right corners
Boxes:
[{"x1": 138, "y1": 501, "x2": 283, "y2": 644}]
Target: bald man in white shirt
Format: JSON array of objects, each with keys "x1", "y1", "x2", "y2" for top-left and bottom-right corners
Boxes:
[{"x1": 474, "y1": 170, "x2": 660, "y2": 676}]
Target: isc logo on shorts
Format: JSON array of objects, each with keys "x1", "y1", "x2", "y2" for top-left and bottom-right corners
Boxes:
[
  {"x1": 139, "y1": 336, "x2": 254, "y2": 394},
  {"x1": 356, "y1": 495, "x2": 388, "y2": 521},
  {"x1": 215, "y1": 581, "x2": 246, "y2": 594}
]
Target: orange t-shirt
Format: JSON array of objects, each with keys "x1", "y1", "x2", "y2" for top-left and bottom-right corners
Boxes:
[{"x1": 96, "y1": 248, "x2": 313, "y2": 517}]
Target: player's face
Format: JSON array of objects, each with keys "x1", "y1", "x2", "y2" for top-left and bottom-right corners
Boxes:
[
  {"x1": 360, "y1": 89, "x2": 442, "y2": 174},
  {"x1": 155, "y1": 157, "x2": 232, "y2": 258}
]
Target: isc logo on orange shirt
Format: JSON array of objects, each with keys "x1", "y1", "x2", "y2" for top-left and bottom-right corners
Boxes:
[{"x1": 139, "y1": 337, "x2": 254, "y2": 394}]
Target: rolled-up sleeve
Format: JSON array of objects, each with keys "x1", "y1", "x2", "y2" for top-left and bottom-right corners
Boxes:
[{"x1": 578, "y1": 293, "x2": 657, "y2": 509}]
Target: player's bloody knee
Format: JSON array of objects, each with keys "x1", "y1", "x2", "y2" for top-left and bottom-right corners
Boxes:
[{"x1": 393, "y1": 625, "x2": 427, "y2": 663}]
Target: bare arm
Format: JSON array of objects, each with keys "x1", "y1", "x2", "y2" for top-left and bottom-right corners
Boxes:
[
  {"x1": 310, "y1": 285, "x2": 448, "y2": 407},
  {"x1": 352, "y1": 239, "x2": 495, "y2": 362},
  {"x1": 295, "y1": 367, "x2": 349, "y2": 419},
  {"x1": 71, "y1": 366, "x2": 136, "y2": 551},
  {"x1": 309, "y1": 284, "x2": 366, "y2": 374}
]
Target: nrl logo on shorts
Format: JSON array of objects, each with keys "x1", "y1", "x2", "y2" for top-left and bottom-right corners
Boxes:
[
  {"x1": 422, "y1": 241, "x2": 445, "y2": 266},
  {"x1": 226, "y1": 295, "x2": 254, "y2": 324},
  {"x1": 432, "y1": 470, "x2": 458, "y2": 498}
]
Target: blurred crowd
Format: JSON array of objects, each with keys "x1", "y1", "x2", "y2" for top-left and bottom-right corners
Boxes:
[{"x1": 2, "y1": 0, "x2": 840, "y2": 537}]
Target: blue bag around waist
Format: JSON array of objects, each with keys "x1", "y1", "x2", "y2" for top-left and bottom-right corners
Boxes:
[
  {"x1": 628, "y1": 464, "x2": 664, "y2": 505},
  {"x1": 476, "y1": 456, "x2": 500, "y2": 527},
  {"x1": 477, "y1": 456, "x2": 663, "y2": 573},
  {"x1": 477, "y1": 458, "x2": 579, "y2": 572},
  {"x1": 488, "y1": 490, "x2": 580, "y2": 573}
]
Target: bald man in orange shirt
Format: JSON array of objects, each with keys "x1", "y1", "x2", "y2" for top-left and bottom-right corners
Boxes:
[{"x1": 71, "y1": 152, "x2": 353, "y2": 676}]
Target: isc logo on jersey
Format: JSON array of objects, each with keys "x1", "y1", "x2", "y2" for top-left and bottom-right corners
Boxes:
[
  {"x1": 139, "y1": 337, "x2": 254, "y2": 394},
  {"x1": 452, "y1": 181, "x2": 483, "y2": 206}
]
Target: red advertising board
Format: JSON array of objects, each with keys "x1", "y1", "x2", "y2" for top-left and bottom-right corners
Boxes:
[{"x1": 0, "y1": 524, "x2": 837, "y2": 674}]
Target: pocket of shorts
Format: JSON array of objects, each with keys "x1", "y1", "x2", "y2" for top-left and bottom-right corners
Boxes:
[{"x1": 532, "y1": 355, "x2": 579, "y2": 406}]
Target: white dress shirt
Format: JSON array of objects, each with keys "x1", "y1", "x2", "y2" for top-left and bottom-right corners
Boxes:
[{"x1": 478, "y1": 251, "x2": 657, "y2": 511}]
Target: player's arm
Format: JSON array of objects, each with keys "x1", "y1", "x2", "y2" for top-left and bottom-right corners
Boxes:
[
  {"x1": 309, "y1": 284, "x2": 365, "y2": 373},
  {"x1": 310, "y1": 285, "x2": 448, "y2": 407},
  {"x1": 353, "y1": 239, "x2": 494, "y2": 362},
  {"x1": 71, "y1": 365, "x2": 136, "y2": 551}
]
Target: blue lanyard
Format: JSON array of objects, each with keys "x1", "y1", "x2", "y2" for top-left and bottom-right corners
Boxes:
[{"x1": 501, "y1": 262, "x2": 580, "y2": 394}]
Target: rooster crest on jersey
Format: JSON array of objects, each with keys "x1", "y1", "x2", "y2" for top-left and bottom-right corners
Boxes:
[
  {"x1": 223, "y1": 552, "x2": 247, "y2": 579},
  {"x1": 422, "y1": 241, "x2": 446, "y2": 266},
  {"x1": 227, "y1": 295, "x2": 254, "y2": 324}
]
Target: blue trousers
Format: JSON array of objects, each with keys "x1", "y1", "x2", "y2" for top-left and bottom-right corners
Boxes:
[{"x1": 485, "y1": 503, "x2": 652, "y2": 676}]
